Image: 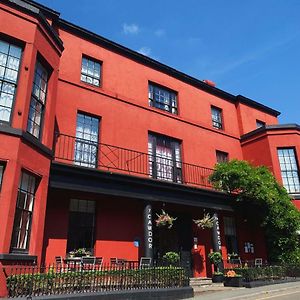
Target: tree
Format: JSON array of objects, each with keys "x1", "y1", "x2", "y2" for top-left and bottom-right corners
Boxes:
[{"x1": 209, "y1": 159, "x2": 300, "y2": 264}]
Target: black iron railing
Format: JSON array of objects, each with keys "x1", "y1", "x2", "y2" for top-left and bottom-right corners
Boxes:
[
  {"x1": 53, "y1": 133, "x2": 214, "y2": 189},
  {"x1": 224, "y1": 264, "x2": 300, "y2": 282},
  {"x1": 4, "y1": 263, "x2": 189, "y2": 298}
]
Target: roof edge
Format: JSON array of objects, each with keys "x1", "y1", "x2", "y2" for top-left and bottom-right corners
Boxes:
[
  {"x1": 241, "y1": 124, "x2": 300, "y2": 141},
  {"x1": 237, "y1": 95, "x2": 280, "y2": 117},
  {"x1": 6, "y1": 0, "x2": 281, "y2": 117},
  {"x1": 4, "y1": 0, "x2": 64, "y2": 51}
]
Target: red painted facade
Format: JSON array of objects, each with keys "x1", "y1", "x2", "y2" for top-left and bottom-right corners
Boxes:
[{"x1": 0, "y1": 1, "x2": 299, "y2": 294}]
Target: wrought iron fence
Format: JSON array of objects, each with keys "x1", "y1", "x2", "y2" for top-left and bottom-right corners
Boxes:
[
  {"x1": 4, "y1": 263, "x2": 189, "y2": 298},
  {"x1": 53, "y1": 133, "x2": 214, "y2": 189},
  {"x1": 224, "y1": 265, "x2": 300, "y2": 282}
]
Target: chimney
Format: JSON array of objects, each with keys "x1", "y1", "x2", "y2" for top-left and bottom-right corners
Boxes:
[{"x1": 203, "y1": 79, "x2": 216, "y2": 87}]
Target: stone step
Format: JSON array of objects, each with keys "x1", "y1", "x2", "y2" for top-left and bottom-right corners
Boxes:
[{"x1": 190, "y1": 277, "x2": 213, "y2": 287}]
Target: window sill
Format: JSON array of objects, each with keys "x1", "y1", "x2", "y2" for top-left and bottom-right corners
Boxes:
[{"x1": 0, "y1": 253, "x2": 37, "y2": 262}]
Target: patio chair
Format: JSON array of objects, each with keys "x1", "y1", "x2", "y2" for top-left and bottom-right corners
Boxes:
[
  {"x1": 110, "y1": 257, "x2": 118, "y2": 266},
  {"x1": 82, "y1": 256, "x2": 96, "y2": 270},
  {"x1": 95, "y1": 257, "x2": 103, "y2": 268},
  {"x1": 254, "y1": 258, "x2": 263, "y2": 267},
  {"x1": 55, "y1": 256, "x2": 64, "y2": 271},
  {"x1": 139, "y1": 257, "x2": 151, "y2": 269}
]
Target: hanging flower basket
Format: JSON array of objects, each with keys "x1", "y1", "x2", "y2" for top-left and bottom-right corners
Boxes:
[
  {"x1": 155, "y1": 210, "x2": 177, "y2": 229},
  {"x1": 193, "y1": 213, "x2": 215, "y2": 229}
]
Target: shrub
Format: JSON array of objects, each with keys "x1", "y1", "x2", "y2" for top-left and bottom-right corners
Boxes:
[
  {"x1": 163, "y1": 252, "x2": 180, "y2": 266},
  {"x1": 210, "y1": 160, "x2": 300, "y2": 264}
]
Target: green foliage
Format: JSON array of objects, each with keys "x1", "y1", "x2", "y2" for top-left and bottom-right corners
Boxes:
[
  {"x1": 7, "y1": 267, "x2": 188, "y2": 297},
  {"x1": 225, "y1": 265, "x2": 300, "y2": 282},
  {"x1": 163, "y1": 251, "x2": 180, "y2": 265},
  {"x1": 208, "y1": 252, "x2": 222, "y2": 266},
  {"x1": 210, "y1": 160, "x2": 300, "y2": 264}
]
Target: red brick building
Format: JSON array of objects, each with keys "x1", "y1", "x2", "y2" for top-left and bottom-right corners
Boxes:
[{"x1": 0, "y1": 0, "x2": 299, "y2": 282}]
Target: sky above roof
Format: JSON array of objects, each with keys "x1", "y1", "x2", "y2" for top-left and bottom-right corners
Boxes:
[{"x1": 37, "y1": 0, "x2": 299, "y2": 123}]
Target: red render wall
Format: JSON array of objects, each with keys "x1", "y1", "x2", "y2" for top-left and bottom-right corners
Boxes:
[
  {"x1": 0, "y1": 4, "x2": 61, "y2": 148},
  {"x1": 43, "y1": 192, "x2": 144, "y2": 265},
  {"x1": 55, "y1": 29, "x2": 243, "y2": 169},
  {"x1": 0, "y1": 4, "x2": 61, "y2": 261},
  {"x1": 58, "y1": 30, "x2": 242, "y2": 137},
  {"x1": 267, "y1": 131, "x2": 300, "y2": 209},
  {"x1": 0, "y1": 135, "x2": 51, "y2": 262},
  {"x1": 241, "y1": 135, "x2": 274, "y2": 170},
  {"x1": 242, "y1": 129, "x2": 300, "y2": 209},
  {"x1": 236, "y1": 102, "x2": 278, "y2": 135}
]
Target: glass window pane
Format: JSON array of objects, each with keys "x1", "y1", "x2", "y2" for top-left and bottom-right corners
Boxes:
[
  {"x1": 11, "y1": 172, "x2": 37, "y2": 250},
  {"x1": 81, "y1": 57, "x2": 101, "y2": 86},
  {"x1": 148, "y1": 83, "x2": 177, "y2": 114},
  {"x1": 277, "y1": 148, "x2": 300, "y2": 193}
]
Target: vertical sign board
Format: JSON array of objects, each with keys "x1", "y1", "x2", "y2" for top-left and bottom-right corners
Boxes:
[
  {"x1": 212, "y1": 213, "x2": 222, "y2": 252},
  {"x1": 144, "y1": 203, "x2": 153, "y2": 259},
  {"x1": 212, "y1": 212, "x2": 224, "y2": 271}
]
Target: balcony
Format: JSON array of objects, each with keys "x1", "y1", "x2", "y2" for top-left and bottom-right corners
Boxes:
[{"x1": 53, "y1": 133, "x2": 214, "y2": 191}]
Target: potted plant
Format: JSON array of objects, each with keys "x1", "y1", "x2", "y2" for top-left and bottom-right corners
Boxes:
[
  {"x1": 208, "y1": 252, "x2": 224, "y2": 282},
  {"x1": 224, "y1": 270, "x2": 243, "y2": 287},
  {"x1": 71, "y1": 248, "x2": 92, "y2": 257},
  {"x1": 193, "y1": 213, "x2": 215, "y2": 229},
  {"x1": 162, "y1": 252, "x2": 180, "y2": 266},
  {"x1": 155, "y1": 210, "x2": 177, "y2": 229}
]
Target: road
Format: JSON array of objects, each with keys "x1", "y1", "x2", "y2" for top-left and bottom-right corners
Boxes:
[{"x1": 193, "y1": 281, "x2": 300, "y2": 300}]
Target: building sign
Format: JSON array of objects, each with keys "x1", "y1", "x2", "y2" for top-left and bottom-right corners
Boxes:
[
  {"x1": 212, "y1": 213, "x2": 222, "y2": 251},
  {"x1": 147, "y1": 207, "x2": 153, "y2": 249},
  {"x1": 144, "y1": 203, "x2": 153, "y2": 258}
]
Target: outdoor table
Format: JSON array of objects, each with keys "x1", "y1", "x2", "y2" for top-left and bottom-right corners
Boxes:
[{"x1": 64, "y1": 257, "x2": 82, "y2": 270}]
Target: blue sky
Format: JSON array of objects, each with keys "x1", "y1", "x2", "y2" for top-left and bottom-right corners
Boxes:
[{"x1": 38, "y1": 0, "x2": 299, "y2": 124}]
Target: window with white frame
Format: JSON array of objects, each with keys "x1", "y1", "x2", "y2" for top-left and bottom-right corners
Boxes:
[
  {"x1": 277, "y1": 148, "x2": 300, "y2": 193},
  {"x1": 211, "y1": 106, "x2": 223, "y2": 129},
  {"x1": 11, "y1": 172, "x2": 37, "y2": 251},
  {"x1": 27, "y1": 60, "x2": 48, "y2": 139},
  {"x1": 148, "y1": 83, "x2": 177, "y2": 114},
  {"x1": 0, "y1": 39, "x2": 22, "y2": 122},
  {"x1": 74, "y1": 113, "x2": 99, "y2": 168},
  {"x1": 148, "y1": 133, "x2": 182, "y2": 183},
  {"x1": 81, "y1": 56, "x2": 101, "y2": 87}
]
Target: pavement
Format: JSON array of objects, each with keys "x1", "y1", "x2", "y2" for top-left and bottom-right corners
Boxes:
[{"x1": 192, "y1": 281, "x2": 300, "y2": 299}]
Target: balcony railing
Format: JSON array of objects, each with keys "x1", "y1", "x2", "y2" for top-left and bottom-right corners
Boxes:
[{"x1": 53, "y1": 133, "x2": 214, "y2": 190}]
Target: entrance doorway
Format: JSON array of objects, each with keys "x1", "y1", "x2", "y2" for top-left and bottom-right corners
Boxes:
[{"x1": 154, "y1": 213, "x2": 193, "y2": 276}]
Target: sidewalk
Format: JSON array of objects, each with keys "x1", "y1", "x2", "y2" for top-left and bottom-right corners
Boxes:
[{"x1": 193, "y1": 281, "x2": 300, "y2": 299}]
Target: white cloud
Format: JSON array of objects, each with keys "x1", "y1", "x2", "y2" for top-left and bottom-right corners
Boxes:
[
  {"x1": 137, "y1": 47, "x2": 151, "y2": 56},
  {"x1": 154, "y1": 29, "x2": 165, "y2": 37},
  {"x1": 123, "y1": 23, "x2": 139, "y2": 35}
]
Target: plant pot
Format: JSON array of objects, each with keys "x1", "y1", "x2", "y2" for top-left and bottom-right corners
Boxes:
[
  {"x1": 212, "y1": 274, "x2": 224, "y2": 283},
  {"x1": 224, "y1": 276, "x2": 243, "y2": 287}
]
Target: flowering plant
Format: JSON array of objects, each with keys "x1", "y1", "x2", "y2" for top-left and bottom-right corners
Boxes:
[
  {"x1": 68, "y1": 248, "x2": 92, "y2": 257},
  {"x1": 225, "y1": 270, "x2": 242, "y2": 277},
  {"x1": 193, "y1": 213, "x2": 215, "y2": 229},
  {"x1": 155, "y1": 210, "x2": 177, "y2": 229}
]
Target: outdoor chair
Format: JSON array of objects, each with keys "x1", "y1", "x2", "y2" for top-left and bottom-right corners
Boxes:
[
  {"x1": 82, "y1": 256, "x2": 96, "y2": 270},
  {"x1": 55, "y1": 256, "x2": 64, "y2": 271},
  {"x1": 95, "y1": 257, "x2": 103, "y2": 268},
  {"x1": 139, "y1": 257, "x2": 152, "y2": 268},
  {"x1": 254, "y1": 258, "x2": 263, "y2": 267},
  {"x1": 110, "y1": 257, "x2": 118, "y2": 266}
]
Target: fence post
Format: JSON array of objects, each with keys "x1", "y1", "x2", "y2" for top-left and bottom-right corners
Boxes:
[{"x1": 0, "y1": 263, "x2": 8, "y2": 298}]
